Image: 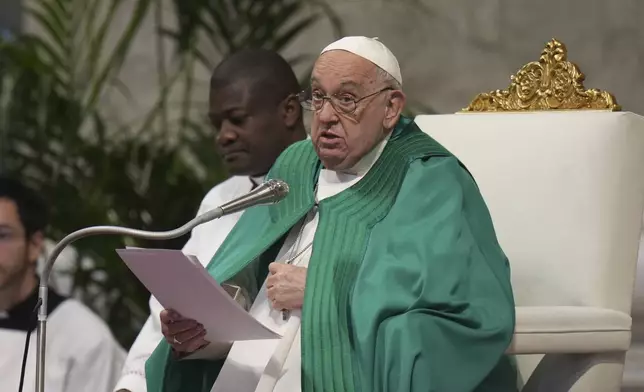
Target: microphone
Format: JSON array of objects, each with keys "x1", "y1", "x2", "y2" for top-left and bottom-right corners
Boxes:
[
  {"x1": 30, "y1": 179, "x2": 289, "y2": 392},
  {"x1": 219, "y1": 177, "x2": 289, "y2": 216}
]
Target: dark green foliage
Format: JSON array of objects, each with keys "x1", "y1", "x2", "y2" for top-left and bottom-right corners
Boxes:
[{"x1": 0, "y1": 0, "x2": 342, "y2": 347}]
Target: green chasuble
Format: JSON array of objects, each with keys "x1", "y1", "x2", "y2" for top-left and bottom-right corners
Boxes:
[{"x1": 145, "y1": 116, "x2": 518, "y2": 392}]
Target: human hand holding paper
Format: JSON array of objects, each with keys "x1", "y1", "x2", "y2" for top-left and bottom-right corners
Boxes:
[
  {"x1": 116, "y1": 248, "x2": 281, "y2": 347},
  {"x1": 160, "y1": 309, "x2": 210, "y2": 355}
]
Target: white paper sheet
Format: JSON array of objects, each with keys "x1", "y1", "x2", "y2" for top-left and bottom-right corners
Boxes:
[{"x1": 116, "y1": 248, "x2": 280, "y2": 342}]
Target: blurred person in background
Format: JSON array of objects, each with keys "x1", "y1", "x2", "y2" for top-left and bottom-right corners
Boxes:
[
  {"x1": 0, "y1": 177, "x2": 125, "y2": 392},
  {"x1": 114, "y1": 48, "x2": 307, "y2": 392}
]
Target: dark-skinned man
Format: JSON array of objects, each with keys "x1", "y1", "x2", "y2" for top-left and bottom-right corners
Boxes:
[{"x1": 114, "y1": 48, "x2": 307, "y2": 392}]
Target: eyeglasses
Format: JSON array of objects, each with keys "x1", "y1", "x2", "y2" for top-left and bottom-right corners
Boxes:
[{"x1": 297, "y1": 87, "x2": 393, "y2": 114}]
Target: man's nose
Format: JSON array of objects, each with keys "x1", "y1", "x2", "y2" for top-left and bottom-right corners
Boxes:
[
  {"x1": 316, "y1": 99, "x2": 339, "y2": 125},
  {"x1": 216, "y1": 122, "x2": 238, "y2": 146}
]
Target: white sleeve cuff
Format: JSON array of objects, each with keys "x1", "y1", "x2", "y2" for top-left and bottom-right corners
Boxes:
[{"x1": 113, "y1": 372, "x2": 147, "y2": 392}]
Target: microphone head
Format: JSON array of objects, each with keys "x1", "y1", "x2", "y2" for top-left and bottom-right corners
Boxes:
[
  {"x1": 218, "y1": 179, "x2": 290, "y2": 216},
  {"x1": 250, "y1": 179, "x2": 290, "y2": 204},
  {"x1": 265, "y1": 179, "x2": 289, "y2": 202}
]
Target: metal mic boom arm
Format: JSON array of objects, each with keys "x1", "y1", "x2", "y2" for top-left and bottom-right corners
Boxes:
[
  {"x1": 34, "y1": 208, "x2": 225, "y2": 392},
  {"x1": 34, "y1": 179, "x2": 289, "y2": 392}
]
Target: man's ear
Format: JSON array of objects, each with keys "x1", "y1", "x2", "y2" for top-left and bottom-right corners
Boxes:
[
  {"x1": 27, "y1": 231, "x2": 44, "y2": 267},
  {"x1": 281, "y1": 93, "x2": 302, "y2": 129},
  {"x1": 383, "y1": 90, "x2": 406, "y2": 130}
]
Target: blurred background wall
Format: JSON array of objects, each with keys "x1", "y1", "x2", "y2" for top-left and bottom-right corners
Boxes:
[
  {"x1": 2, "y1": 0, "x2": 643, "y2": 389},
  {"x1": 97, "y1": 0, "x2": 644, "y2": 122}
]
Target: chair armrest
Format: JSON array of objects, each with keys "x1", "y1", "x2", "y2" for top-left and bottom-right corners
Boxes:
[{"x1": 506, "y1": 306, "x2": 631, "y2": 354}]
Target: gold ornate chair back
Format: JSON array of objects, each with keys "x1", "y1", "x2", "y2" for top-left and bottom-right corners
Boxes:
[{"x1": 461, "y1": 39, "x2": 620, "y2": 112}]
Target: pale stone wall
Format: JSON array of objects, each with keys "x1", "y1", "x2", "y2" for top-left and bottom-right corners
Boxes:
[{"x1": 94, "y1": 0, "x2": 644, "y2": 130}]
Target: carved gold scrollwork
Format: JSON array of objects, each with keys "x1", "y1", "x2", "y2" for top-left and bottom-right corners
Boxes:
[{"x1": 462, "y1": 39, "x2": 621, "y2": 112}]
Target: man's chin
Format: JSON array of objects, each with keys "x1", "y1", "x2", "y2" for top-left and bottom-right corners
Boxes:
[
  {"x1": 318, "y1": 154, "x2": 352, "y2": 171},
  {"x1": 226, "y1": 166, "x2": 252, "y2": 177},
  {"x1": 225, "y1": 163, "x2": 267, "y2": 178},
  {"x1": 223, "y1": 154, "x2": 250, "y2": 172}
]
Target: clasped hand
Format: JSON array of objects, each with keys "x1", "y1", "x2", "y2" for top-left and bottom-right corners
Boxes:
[
  {"x1": 266, "y1": 262, "x2": 307, "y2": 311},
  {"x1": 159, "y1": 263, "x2": 306, "y2": 355}
]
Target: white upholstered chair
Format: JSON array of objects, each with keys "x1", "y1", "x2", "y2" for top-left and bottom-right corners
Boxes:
[{"x1": 414, "y1": 39, "x2": 644, "y2": 392}]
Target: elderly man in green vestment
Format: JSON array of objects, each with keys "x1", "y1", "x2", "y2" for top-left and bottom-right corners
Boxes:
[{"x1": 145, "y1": 36, "x2": 518, "y2": 392}]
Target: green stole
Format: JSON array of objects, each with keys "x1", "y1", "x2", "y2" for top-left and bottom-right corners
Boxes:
[{"x1": 145, "y1": 116, "x2": 456, "y2": 391}]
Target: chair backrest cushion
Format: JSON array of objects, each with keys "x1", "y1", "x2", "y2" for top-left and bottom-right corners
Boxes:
[{"x1": 415, "y1": 111, "x2": 644, "y2": 314}]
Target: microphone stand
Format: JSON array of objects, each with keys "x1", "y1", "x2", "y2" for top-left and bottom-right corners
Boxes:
[{"x1": 33, "y1": 179, "x2": 288, "y2": 392}]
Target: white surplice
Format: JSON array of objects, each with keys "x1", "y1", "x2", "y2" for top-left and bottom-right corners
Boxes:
[
  {"x1": 211, "y1": 135, "x2": 389, "y2": 392},
  {"x1": 0, "y1": 294, "x2": 125, "y2": 392}
]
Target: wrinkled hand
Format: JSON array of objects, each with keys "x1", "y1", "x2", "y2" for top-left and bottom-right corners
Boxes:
[
  {"x1": 160, "y1": 309, "x2": 209, "y2": 355},
  {"x1": 266, "y1": 263, "x2": 307, "y2": 311}
]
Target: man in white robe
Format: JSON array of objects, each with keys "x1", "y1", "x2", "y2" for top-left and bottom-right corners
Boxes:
[
  {"x1": 114, "y1": 48, "x2": 307, "y2": 392},
  {"x1": 0, "y1": 177, "x2": 126, "y2": 392}
]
